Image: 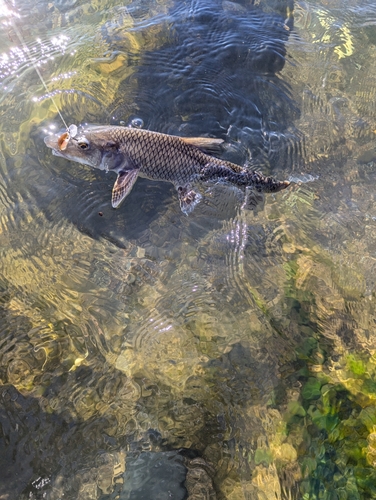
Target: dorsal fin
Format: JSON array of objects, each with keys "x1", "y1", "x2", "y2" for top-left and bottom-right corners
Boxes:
[{"x1": 180, "y1": 136, "x2": 224, "y2": 156}]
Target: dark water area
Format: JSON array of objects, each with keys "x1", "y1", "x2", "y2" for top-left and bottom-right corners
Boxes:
[
  {"x1": 112, "y1": 0, "x2": 296, "y2": 148},
  {"x1": 1, "y1": 0, "x2": 376, "y2": 499}
]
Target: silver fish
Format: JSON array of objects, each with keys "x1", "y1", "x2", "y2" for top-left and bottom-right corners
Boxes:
[{"x1": 44, "y1": 124, "x2": 290, "y2": 214}]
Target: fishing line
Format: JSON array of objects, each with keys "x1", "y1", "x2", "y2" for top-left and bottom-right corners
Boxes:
[{"x1": 4, "y1": 0, "x2": 69, "y2": 130}]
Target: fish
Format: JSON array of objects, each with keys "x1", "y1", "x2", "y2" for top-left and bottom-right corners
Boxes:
[{"x1": 44, "y1": 124, "x2": 290, "y2": 214}]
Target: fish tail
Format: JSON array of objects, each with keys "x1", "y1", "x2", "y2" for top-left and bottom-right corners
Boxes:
[
  {"x1": 200, "y1": 163, "x2": 290, "y2": 193},
  {"x1": 255, "y1": 177, "x2": 291, "y2": 193}
]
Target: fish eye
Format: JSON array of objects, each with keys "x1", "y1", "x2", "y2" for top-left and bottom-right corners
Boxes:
[{"x1": 77, "y1": 139, "x2": 89, "y2": 150}]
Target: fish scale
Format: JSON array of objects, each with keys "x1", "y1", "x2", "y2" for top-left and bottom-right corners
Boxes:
[{"x1": 44, "y1": 125, "x2": 290, "y2": 214}]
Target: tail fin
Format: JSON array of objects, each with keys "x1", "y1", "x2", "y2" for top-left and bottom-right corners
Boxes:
[
  {"x1": 267, "y1": 179, "x2": 290, "y2": 193},
  {"x1": 249, "y1": 173, "x2": 291, "y2": 193}
]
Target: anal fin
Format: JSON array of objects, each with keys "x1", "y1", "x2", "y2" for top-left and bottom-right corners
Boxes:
[{"x1": 112, "y1": 169, "x2": 139, "y2": 208}]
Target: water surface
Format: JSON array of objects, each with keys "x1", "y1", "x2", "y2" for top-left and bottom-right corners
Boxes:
[{"x1": 1, "y1": 0, "x2": 376, "y2": 498}]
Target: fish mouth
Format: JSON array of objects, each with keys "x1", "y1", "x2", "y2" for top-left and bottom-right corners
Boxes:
[
  {"x1": 44, "y1": 133, "x2": 101, "y2": 168},
  {"x1": 51, "y1": 149, "x2": 66, "y2": 158},
  {"x1": 44, "y1": 135, "x2": 58, "y2": 149},
  {"x1": 44, "y1": 135, "x2": 66, "y2": 158}
]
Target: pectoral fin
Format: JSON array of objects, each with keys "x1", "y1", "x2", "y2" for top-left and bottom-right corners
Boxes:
[{"x1": 112, "y1": 169, "x2": 139, "y2": 208}]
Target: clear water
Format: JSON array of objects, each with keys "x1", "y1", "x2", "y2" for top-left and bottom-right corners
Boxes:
[{"x1": 1, "y1": 0, "x2": 376, "y2": 498}]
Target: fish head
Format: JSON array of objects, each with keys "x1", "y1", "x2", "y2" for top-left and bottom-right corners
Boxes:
[{"x1": 44, "y1": 125, "x2": 126, "y2": 172}]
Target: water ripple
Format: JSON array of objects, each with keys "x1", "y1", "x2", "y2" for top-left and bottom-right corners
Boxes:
[{"x1": 3, "y1": 0, "x2": 376, "y2": 498}]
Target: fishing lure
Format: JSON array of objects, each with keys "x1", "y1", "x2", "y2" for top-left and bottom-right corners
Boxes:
[{"x1": 57, "y1": 124, "x2": 78, "y2": 151}]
